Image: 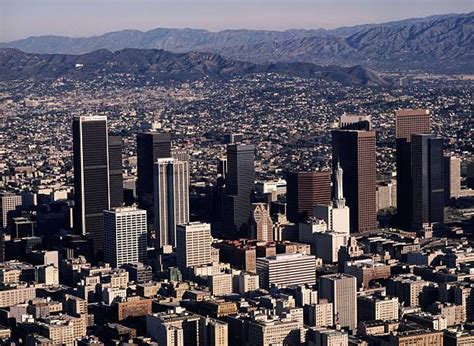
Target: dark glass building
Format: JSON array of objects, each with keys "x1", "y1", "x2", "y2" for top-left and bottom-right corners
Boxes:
[
  {"x1": 286, "y1": 171, "x2": 332, "y2": 223},
  {"x1": 136, "y1": 132, "x2": 171, "y2": 224},
  {"x1": 395, "y1": 109, "x2": 431, "y2": 228},
  {"x1": 411, "y1": 134, "x2": 444, "y2": 228},
  {"x1": 332, "y1": 130, "x2": 377, "y2": 233},
  {"x1": 73, "y1": 116, "x2": 110, "y2": 256},
  {"x1": 108, "y1": 135, "x2": 123, "y2": 208},
  {"x1": 223, "y1": 144, "x2": 255, "y2": 237}
]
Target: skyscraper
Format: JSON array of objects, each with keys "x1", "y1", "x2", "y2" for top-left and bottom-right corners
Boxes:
[
  {"x1": 0, "y1": 192, "x2": 23, "y2": 232},
  {"x1": 249, "y1": 203, "x2": 273, "y2": 242},
  {"x1": 73, "y1": 116, "x2": 110, "y2": 255},
  {"x1": 176, "y1": 222, "x2": 211, "y2": 271},
  {"x1": 332, "y1": 130, "x2": 377, "y2": 233},
  {"x1": 339, "y1": 113, "x2": 372, "y2": 131},
  {"x1": 223, "y1": 144, "x2": 255, "y2": 237},
  {"x1": 286, "y1": 171, "x2": 331, "y2": 223},
  {"x1": 319, "y1": 274, "x2": 357, "y2": 330},
  {"x1": 137, "y1": 131, "x2": 171, "y2": 224},
  {"x1": 153, "y1": 158, "x2": 189, "y2": 248},
  {"x1": 444, "y1": 156, "x2": 461, "y2": 204},
  {"x1": 108, "y1": 135, "x2": 123, "y2": 208},
  {"x1": 314, "y1": 163, "x2": 350, "y2": 235},
  {"x1": 395, "y1": 109, "x2": 431, "y2": 228},
  {"x1": 103, "y1": 207, "x2": 147, "y2": 268},
  {"x1": 411, "y1": 134, "x2": 444, "y2": 228},
  {"x1": 256, "y1": 253, "x2": 317, "y2": 289}
]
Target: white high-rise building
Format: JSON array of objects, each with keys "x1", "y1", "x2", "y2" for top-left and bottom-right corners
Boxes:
[
  {"x1": 104, "y1": 207, "x2": 147, "y2": 268},
  {"x1": 153, "y1": 158, "x2": 190, "y2": 248},
  {"x1": 314, "y1": 162, "x2": 350, "y2": 235},
  {"x1": 0, "y1": 192, "x2": 23, "y2": 231},
  {"x1": 256, "y1": 253, "x2": 317, "y2": 289},
  {"x1": 176, "y1": 222, "x2": 211, "y2": 270}
]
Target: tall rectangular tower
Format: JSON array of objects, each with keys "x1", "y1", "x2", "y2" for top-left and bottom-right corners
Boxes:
[
  {"x1": 153, "y1": 158, "x2": 189, "y2": 248},
  {"x1": 73, "y1": 116, "x2": 110, "y2": 255},
  {"x1": 395, "y1": 109, "x2": 431, "y2": 228},
  {"x1": 176, "y1": 222, "x2": 211, "y2": 271},
  {"x1": 286, "y1": 171, "x2": 331, "y2": 223},
  {"x1": 411, "y1": 134, "x2": 444, "y2": 228},
  {"x1": 137, "y1": 132, "x2": 171, "y2": 224},
  {"x1": 319, "y1": 274, "x2": 357, "y2": 330},
  {"x1": 444, "y1": 156, "x2": 461, "y2": 204},
  {"x1": 103, "y1": 207, "x2": 147, "y2": 268},
  {"x1": 223, "y1": 144, "x2": 255, "y2": 237},
  {"x1": 108, "y1": 135, "x2": 123, "y2": 208},
  {"x1": 332, "y1": 130, "x2": 377, "y2": 233}
]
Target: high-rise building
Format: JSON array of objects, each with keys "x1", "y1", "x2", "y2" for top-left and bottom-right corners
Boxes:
[
  {"x1": 357, "y1": 294, "x2": 399, "y2": 322},
  {"x1": 395, "y1": 109, "x2": 431, "y2": 228},
  {"x1": 286, "y1": 171, "x2": 331, "y2": 223},
  {"x1": 319, "y1": 274, "x2": 357, "y2": 330},
  {"x1": 176, "y1": 222, "x2": 211, "y2": 271},
  {"x1": 444, "y1": 156, "x2": 461, "y2": 204},
  {"x1": 0, "y1": 192, "x2": 23, "y2": 231},
  {"x1": 314, "y1": 163, "x2": 350, "y2": 235},
  {"x1": 339, "y1": 113, "x2": 372, "y2": 131},
  {"x1": 73, "y1": 116, "x2": 110, "y2": 255},
  {"x1": 223, "y1": 144, "x2": 255, "y2": 236},
  {"x1": 249, "y1": 203, "x2": 273, "y2": 242},
  {"x1": 467, "y1": 160, "x2": 474, "y2": 189},
  {"x1": 153, "y1": 158, "x2": 189, "y2": 248},
  {"x1": 332, "y1": 130, "x2": 377, "y2": 233},
  {"x1": 137, "y1": 131, "x2": 171, "y2": 224},
  {"x1": 103, "y1": 207, "x2": 147, "y2": 268},
  {"x1": 411, "y1": 134, "x2": 444, "y2": 228},
  {"x1": 108, "y1": 135, "x2": 123, "y2": 208},
  {"x1": 256, "y1": 253, "x2": 317, "y2": 289}
]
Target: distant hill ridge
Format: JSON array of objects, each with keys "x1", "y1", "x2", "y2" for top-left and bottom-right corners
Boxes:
[
  {"x1": 1, "y1": 12, "x2": 472, "y2": 72},
  {"x1": 0, "y1": 48, "x2": 390, "y2": 86}
]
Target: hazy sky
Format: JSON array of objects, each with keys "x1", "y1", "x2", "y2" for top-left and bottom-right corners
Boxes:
[{"x1": 1, "y1": 0, "x2": 473, "y2": 42}]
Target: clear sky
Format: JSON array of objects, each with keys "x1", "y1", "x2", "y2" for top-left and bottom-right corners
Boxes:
[{"x1": 1, "y1": 0, "x2": 473, "y2": 42}]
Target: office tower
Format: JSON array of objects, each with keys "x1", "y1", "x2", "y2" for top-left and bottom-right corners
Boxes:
[
  {"x1": 314, "y1": 163, "x2": 350, "y2": 235},
  {"x1": 286, "y1": 171, "x2": 331, "y2": 223},
  {"x1": 444, "y1": 156, "x2": 461, "y2": 203},
  {"x1": 309, "y1": 328, "x2": 348, "y2": 346},
  {"x1": 319, "y1": 274, "x2": 357, "y2": 330},
  {"x1": 176, "y1": 222, "x2": 211, "y2": 270},
  {"x1": 314, "y1": 232, "x2": 348, "y2": 263},
  {"x1": 250, "y1": 203, "x2": 273, "y2": 242},
  {"x1": 217, "y1": 158, "x2": 227, "y2": 179},
  {"x1": 395, "y1": 109, "x2": 431, "y2": 228},
  {"x1": 411, "y1": 134, "x2": 444, "y2": 228},
  {"x1": 172, "y1": 150, "x2": 190, "y2": 162},
  {"x1": 376, "y1": 180, "x2": 397, "y2": 211},
  {"x1": 332, "y1": 130, "x2": 377, "y2": 233},
  {"x1": 199, "y1": 317, "x2": 228, "y2": 346},
  {"x1": 223, "y1": 144, "x2": 255, "y2": 236},
  {"x1": 467, "y1": 160, "x2": 474, "y2": 189},
  {"x1": 339, "y1": 113, "x2": 372, "y2": 131},
  {"x1": 108, "y1": 135, "x2": 123, "y2": 208},
  {"x1": 0, "y1": 192, "x2": 23, "y2": 231},
  {"x1": 256, "y1": 253, "x2": 317, "y2": 289},
  {"x1": 357, "y1": 294, "x2": 399, "y2": 322},
  {"x1": 73, "y1": 116, "x2": 110, "y2": 255},
  {"x1": 137, "y1": 131, "x2": 171, "y2": 224},
  {"x1": 103, "y1": 207, "x2": 147, "y2": 268},
  {"x1": 224, "y1": 133, "x2": 243, "y2": 144},
  {"x1": 146, "y1": 308, "x2": 200, "y2": 346},
  {"x1": 153, "y1": 158, "x2": 189, "y2": 248}
]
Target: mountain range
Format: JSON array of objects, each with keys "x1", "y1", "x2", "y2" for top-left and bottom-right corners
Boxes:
[
  {"x1": 1, "y1": 12, "x2": 472, "y2": 73},
  {"x1": 0, "y1": 48, "x2": 389, "y2": 86}
]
